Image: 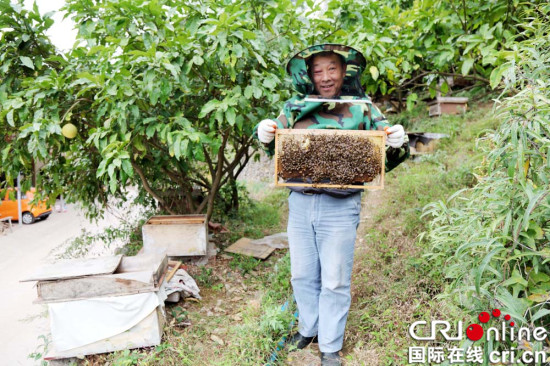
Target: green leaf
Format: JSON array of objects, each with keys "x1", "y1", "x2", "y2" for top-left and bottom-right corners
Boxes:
[
  {"x1": 500, "y1": 269, "x2": 528, "y2": 288},
  {"x1": 489, "y1": 63, "x2": 509, "y2": 89},
  {"x1": 198, "y1": 100, "x2": 220, "y2": 118},
  {"x1": 121, "y1": 160, "x2": 133, "y2": 177},
  {"x1": 406, "y1": 93, "x2": 418, "y2": 111},
  {"x1": 19, "y1": 56, "x2": 34, "y2": 70},
  {"x1": 163, "y1": 63, "x2": 179, "y2": 78},
  {"x1": 192, "y1": 55, "x2": 204, "y2": 66},
  {"x1": 253, "y1": 87, "x2": 262, "y2": 99},
  {"x1": 475, "y1": 247, "x2": 503, "y2": 295},
  {"x1": 242, "y1": 30, "x2": 256, "y2": 39},
  {"x1": 440, "y1": 81, "x2": 449, "y2": 95},
  {"x1": 369, "y1": 66, "x2": 379, "y2": 81},
  {"x1": 244, "y1": 86, "x2": 253, "y2": 99},
  {"x1": 379, "y1": 81, "x2": 387, "y2": 95},
  {"x1": 6, "y1": 110, "x2": 14, "y2": 127},
  {"x1": 461, "y1": 58, "x2": 475, "y2": 75},
  {"x1": 522, "y1": 191, "x2": 548, "y2": 231},
  {"x1": 495, "y1": 288, "x2": 529, "y2": 323},
  {"x1": 531, "y1": 307, "x2": 550, "y2": 322},
  {"x1": 109, "y1": 178, "x2": 117, "y2": 194},
  {"x1": 530, "y1": 272, "x2": 550, "y2": 283},
  {"x1": 527, "y1": 293, "x2": 550, "y2": 303},
  {"x1": 263, "y1": 77, "x2": 276, "y2": 89},
  {"x1": 225, "y1": 107, "x2": 236, "y2": 126},
  {"x1": 173, "y1": 136, "x2": 182, "y2": 158}
]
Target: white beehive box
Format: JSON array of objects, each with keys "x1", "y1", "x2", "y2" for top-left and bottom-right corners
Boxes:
[
  {"x1": 142, "y1": 215, "x2": 208, "y2": 256},
  {"x1": 21, "y1": 253, "x2": 168, "y2": 360}
]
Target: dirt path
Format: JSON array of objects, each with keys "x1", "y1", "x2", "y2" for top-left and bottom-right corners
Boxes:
[
  {"x1": 0, "y1": 206, "x2": 93, "y2": 365},
  {"x1": 0, "y1": 202, "x2": 130, "y2": 365}
]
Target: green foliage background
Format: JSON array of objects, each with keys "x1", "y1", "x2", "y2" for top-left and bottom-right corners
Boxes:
[
  {"x1": 1, "y1": 0, "x2": 311, "y2": 219},
  {"x1": 1, "y1": 0, "x2": 547, "y2": 220},
  {"x1": 422, "y1": 12, "x2": 550, "y2": 362}
]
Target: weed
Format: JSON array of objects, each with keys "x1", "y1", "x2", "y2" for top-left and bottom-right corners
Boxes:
[
  {"x1": 112, "y1": 349, "x2": 141, "y2": 366},
  {"x1": 229, "y1": 254, "x2": 261, "y2": 275},
  {"x1": 28, "y1": 334, "x2": 50, "y2": 366},
  {"x1": 170, "y1": 306, "x2": 188, "y2": 323},
  {"x1": 194, "y1": 266, "x2": 215, "y2": 287}
]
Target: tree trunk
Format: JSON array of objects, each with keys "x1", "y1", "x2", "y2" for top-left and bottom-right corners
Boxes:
[{"x1": 205, "y1": 130, "x2": 230, "y2": 222}]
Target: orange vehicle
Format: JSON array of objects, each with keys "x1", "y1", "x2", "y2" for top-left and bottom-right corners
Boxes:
[{"x1": 0, "y1": 188, "x2": 52, "y2": 224}]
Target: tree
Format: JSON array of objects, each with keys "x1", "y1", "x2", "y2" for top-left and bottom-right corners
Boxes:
[
  {"x1": 0, "y1": 0, "x2": 319, "y2": 221},
  {"x1": 0, "y1": 0, "x2": 58, "y2": 190},
  {"x1": 321, "y1": 0, "x2": 547, "y2": 109}
]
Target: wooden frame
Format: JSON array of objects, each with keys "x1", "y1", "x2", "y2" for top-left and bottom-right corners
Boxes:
[{"x1": 274, "y1": 129, "x2": 386, "y2": 190}]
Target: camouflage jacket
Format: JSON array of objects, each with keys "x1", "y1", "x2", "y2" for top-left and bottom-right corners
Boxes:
[{"x1": 253, "y1": 44, "x2": 409, "y2": 195}]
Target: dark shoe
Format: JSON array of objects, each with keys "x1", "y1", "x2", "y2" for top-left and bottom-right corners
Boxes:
[
  {"x1": 287, "y1": 332, "x2": 318, "y2": 350},
  {"x1": 321, "y1": 351, "x2": 342, "y2": 366}
]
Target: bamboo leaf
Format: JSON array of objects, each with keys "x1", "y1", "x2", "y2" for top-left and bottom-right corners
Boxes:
[{"x1": 475, "y1": 247, "x2": 504, "y2": 296}]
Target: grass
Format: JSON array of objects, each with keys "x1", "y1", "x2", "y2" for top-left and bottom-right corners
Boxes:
[{"x1": 214, "y1": 185, "x2": 288, "y2": 244}]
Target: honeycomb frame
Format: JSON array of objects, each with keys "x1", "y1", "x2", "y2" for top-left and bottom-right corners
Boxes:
[{"x1": 274, "y1": 129, "x2": 386, "y2": 190}]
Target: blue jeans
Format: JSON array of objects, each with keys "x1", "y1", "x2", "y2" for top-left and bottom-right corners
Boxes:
[{"x1": 287, "y1": 191, "x2": 361, "y2": 352}]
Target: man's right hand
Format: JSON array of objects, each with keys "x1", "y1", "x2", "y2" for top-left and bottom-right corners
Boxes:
[{"x1": 258, "y1": 119, "x2": 278, "y2": 143}]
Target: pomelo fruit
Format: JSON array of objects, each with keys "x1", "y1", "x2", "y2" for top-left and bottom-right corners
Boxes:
[{"x1": 62, "y1": 123, "x2": 77, "y2": 139}]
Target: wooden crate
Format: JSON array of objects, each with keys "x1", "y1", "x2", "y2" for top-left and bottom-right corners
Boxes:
[
  {"x1": 274, "y1": 129, "x2": 386, "y2": 190},
  {"x1": 32, "y1": 253, "x2": 168, "y2": 303},
  {"x1": 23, "y1": 253, "x2": 169, "y2": 360},
  {"x1": 142, "y1": 215, "x2": 207, "y2": 256},
  {"x1": 44, "y1": 300, "x2": 164, "y2": 360}
]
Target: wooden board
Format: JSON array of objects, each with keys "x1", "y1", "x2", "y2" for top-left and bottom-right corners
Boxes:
[
  {"x1": 146, "y1": 215, "x2": 206, "y2": 225},
  {"x1": 224, "y1": 237, "x2": 275, "y2": 260},
  {"x1": 21, "y1": 255, "x2": 123, "y2": 282},
  {"x1": 116, "y1": 252, "x2": 168, "y2": 285},
  {"x1": 35, "y1": 271, "x2": 156, "y2": 303},
  {"x1": 274, "y1": 129, "x2": 385, "y2": 190}
]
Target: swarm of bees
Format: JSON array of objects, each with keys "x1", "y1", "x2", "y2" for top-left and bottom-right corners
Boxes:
[{"x1": 278, "y1": 133, "x2": 382, "y2": 186}]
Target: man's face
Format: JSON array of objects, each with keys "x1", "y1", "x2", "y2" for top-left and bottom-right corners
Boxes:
[{"x1": 310, "y1": 53, "x2": 345, "y2": 98}]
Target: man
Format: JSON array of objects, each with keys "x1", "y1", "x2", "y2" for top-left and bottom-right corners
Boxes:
[{"x1": 255, "y1": 44, "x2": 408, "y2": 366}]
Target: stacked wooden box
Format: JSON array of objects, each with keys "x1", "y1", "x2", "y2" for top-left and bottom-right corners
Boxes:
[{"x1": 23, "y1": 253, "x2": 168, "y2": 360}]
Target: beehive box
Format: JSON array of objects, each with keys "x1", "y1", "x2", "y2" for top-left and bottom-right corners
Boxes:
[
  {"x1": 142, "y1": 215, "x2": 207, "y2": 256},
  {"x1": 20, "y1": 253, "x2": 169, "y2": 360},
  {"x1": 428, "y1": 97, "x2": 468, "y2": 117},
  {"x1": 275, "y1": 129, "x2": 386, "y2": 190},
  {"x1": 30, "y1": 253, "x2": 168, "y2": 303}
]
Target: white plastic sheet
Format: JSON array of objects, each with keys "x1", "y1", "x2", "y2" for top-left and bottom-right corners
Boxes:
[{"x1": 49, "y1": 292, "x2": 160, "y2": 351}]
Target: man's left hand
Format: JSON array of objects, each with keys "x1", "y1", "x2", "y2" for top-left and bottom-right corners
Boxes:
[{"x1": 386, "y1": 124, "x2": 405, "y2": 148}]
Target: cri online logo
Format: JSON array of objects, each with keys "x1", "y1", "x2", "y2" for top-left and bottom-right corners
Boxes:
[
  {"x1": 409, "y1": 308, "x2": 548, "y2": 342},
  {"x1": 466, "y1": 308, "x2": 513, "y2": 341}
]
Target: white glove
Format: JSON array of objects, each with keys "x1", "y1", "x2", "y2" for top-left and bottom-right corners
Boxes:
[
  {"x1": 258, "y1": 119, "x2": 277, "y2": 144},
  {"x1": 385, "y1": 124, "x2": 405, "y2": 148}
]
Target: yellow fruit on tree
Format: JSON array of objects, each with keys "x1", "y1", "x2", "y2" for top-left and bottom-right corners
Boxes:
[{"x1": 62, "y1": 123, "x2": 78, "y2": 139}]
